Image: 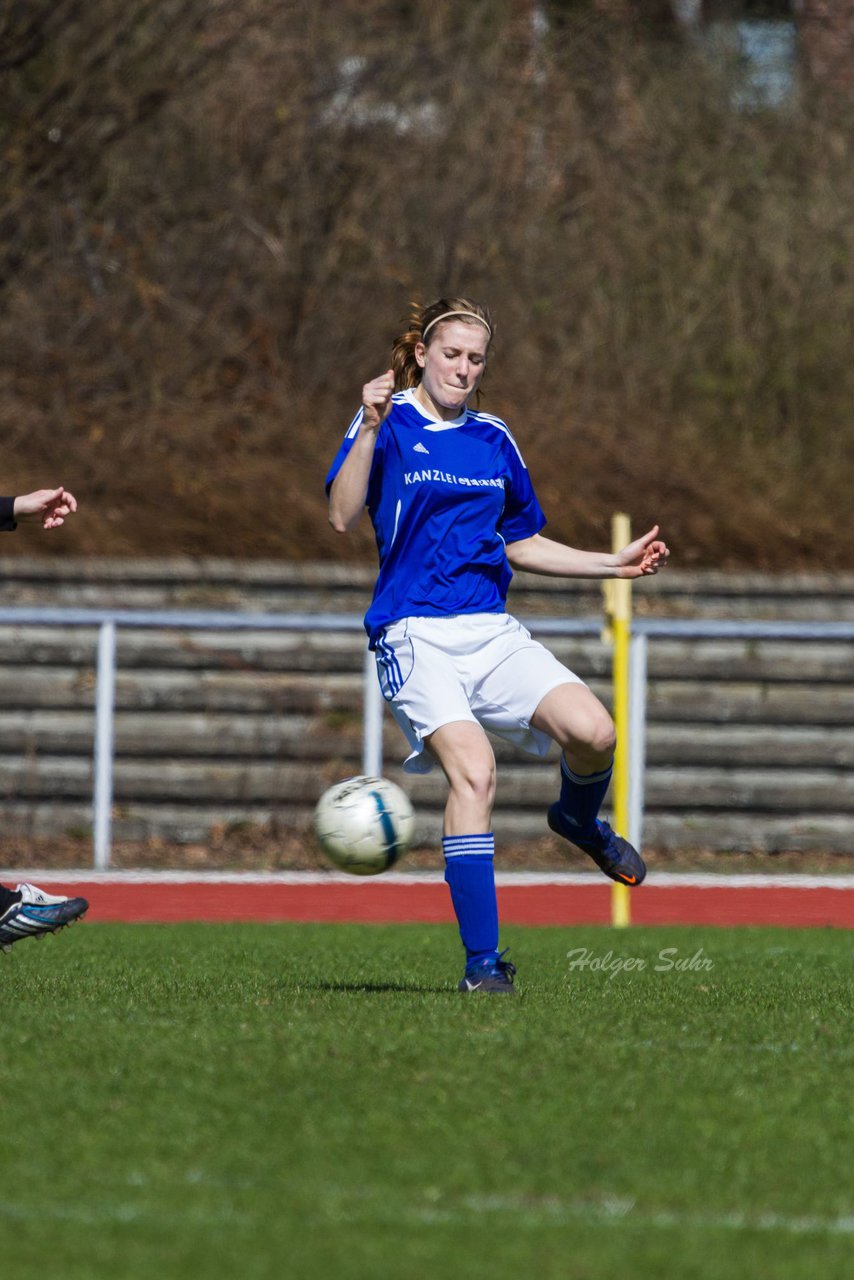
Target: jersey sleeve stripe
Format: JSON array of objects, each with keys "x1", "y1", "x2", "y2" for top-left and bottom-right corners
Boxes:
[
  {"x1": 469, "y1": 411, "x2": 528, "y2": 466},
  {"x1": 345, "y1": 407, "x2": 365, "y2": 439}
]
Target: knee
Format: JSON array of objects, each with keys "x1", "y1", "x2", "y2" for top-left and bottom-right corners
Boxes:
[
  {"x1": 565, "y1": 708, "x2": 616, "y2": 761},
  {"x1": 427, "y1": 723, "x2": 497, "y2": 809},
  {"x1": 450, "y1": 758, "x2": 496, "y2": 806},
  {"x1": 589, "y1": 712, "x2": 617, "y2": 759}
]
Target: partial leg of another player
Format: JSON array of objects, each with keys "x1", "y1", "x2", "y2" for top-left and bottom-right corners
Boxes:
[
  {"x1": 532, "y1": 683, "x2": 647, "y2": 886},
  {"x1": 425, "y1": 721, "x2": 516, "y2": 994}
]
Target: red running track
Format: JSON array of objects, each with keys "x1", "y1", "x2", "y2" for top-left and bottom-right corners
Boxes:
[{"x1": 7, "y1": 872, "x2": 854, "y2": 928}]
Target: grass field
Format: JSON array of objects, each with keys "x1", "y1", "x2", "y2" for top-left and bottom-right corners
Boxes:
[{"x1": 2, "y1": 922, "x2": 852, "y2": 1279}]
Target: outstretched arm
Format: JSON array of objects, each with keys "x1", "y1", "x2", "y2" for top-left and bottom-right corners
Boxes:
[
  {"x1": 504, "y1": 526, "x2": 669, "y2": 579},
  {"x1": 11, "y1": 487, "x2": 78, "y2": 530}
]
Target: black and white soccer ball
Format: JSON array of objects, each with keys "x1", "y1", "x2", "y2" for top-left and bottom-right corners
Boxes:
[{"x1": 313, "y1": 775, "x2": 415, "y2": 876}]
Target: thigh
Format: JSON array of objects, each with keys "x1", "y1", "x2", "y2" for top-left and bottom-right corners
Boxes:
[
  {"x1": 425, "y1": 720, "x2": 496, "y2": 790},
  {"x1": 530, "y1": 681, "x2": 615, "y2": 754}
]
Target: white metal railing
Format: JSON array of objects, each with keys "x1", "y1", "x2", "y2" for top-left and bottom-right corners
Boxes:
[
  {"x1": 627, "y1": 619, "x2": 854, "y2": 852},
  {"x1": 1, "y1": 607, "x2": 852, "y2": 868}
]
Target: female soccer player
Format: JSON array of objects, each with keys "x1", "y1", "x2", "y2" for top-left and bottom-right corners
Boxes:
[
  {"x1": 0, "y1": 486, "x2": 90, "y2": 951},
  {"x1": 326, "y1": 298, "x2": 668, "y2": 993}
]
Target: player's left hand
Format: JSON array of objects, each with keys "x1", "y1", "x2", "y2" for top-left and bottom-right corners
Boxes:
[
  {"x1": 616, "y1": 525, "x2": 669, "y2": 578},
  {"x1": 13, "y1": 487, "x2": 78, "y2": 529}
]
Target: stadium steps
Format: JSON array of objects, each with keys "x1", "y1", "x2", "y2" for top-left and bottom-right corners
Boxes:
[
  {"x1": 1, "y1": 755, "x2": 852, "y2": 811},
  {"x1": 2, "y1": 557, "x2": 854, "y2": 620},
  {"x1": 0, "y1": 559, "x2": 852, "y2": 853}
]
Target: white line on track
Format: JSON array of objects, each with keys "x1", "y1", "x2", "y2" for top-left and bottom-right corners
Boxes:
[{"x1": 1, "y1": 869, "x2": 853, "y2": 889}]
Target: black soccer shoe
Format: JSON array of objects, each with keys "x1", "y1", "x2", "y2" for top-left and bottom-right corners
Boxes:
[
  {"x1": 0, "y1": 882, "x2": 89, "y2": 952},
  {"x1": 547, "y1": 808, "x2": 647, "y2": 887}
]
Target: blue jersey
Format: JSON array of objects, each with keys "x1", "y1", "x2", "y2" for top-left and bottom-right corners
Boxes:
[{"x1": 325, "y1": 388, "x2": 546, "y2": 645}]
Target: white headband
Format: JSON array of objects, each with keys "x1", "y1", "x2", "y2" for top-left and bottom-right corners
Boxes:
[{"x1": 421, "y1": 310, "x2": 492, "y2": 341}]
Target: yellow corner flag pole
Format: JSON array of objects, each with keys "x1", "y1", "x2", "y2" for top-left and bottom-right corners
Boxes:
[{"x1": 603, "y1": 513, "x2": 632, "y2": 928}]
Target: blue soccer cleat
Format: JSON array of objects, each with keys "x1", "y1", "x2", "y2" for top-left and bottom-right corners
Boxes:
[
  {"x1": 0, "y1": 883, "x2": 89, "y2": 952},
  {"x1": 547, "y1": 807, "x2": 647, "y2": 887},
  {"x1": 458, "y1": 948, "x2": 517, "y2": 995}
]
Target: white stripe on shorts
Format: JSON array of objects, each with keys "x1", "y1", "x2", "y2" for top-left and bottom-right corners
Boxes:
[{"x1": 376, "y1": 635, "x2": 404, "y2": 697}]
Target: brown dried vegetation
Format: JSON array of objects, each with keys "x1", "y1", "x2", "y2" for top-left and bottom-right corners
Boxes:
[{"x1": 1, "y1": 2, "x2": 851, "y2": 567}]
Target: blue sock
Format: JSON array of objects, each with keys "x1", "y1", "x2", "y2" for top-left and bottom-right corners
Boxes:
[
  {"x1": 557, "y1": 756, "x2": 613, "y2": 839},
  {"x1": 442, "y1": 834, "x2": 498, "y2": 965}
]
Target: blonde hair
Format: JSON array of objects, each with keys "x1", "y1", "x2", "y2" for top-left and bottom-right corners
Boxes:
[{"x1": 390, "y1": 297, "x2": 494, "y2": 395}]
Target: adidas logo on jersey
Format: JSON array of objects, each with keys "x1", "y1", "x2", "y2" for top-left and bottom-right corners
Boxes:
[{"x1": 413, "y1": 442, "x2": 430, "y2": 454}]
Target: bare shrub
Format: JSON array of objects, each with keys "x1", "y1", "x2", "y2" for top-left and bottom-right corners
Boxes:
[{"x1": 0, "y1": 2, "x2": 851, "y2": 565}]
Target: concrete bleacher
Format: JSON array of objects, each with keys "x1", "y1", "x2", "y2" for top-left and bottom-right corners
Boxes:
[{"x1": 0, "y1": 558, "x2": 852, "y2": 854}]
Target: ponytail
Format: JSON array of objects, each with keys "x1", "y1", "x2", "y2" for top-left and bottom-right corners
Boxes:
[{"x1": 390, "y1": 302, "x2": 425, "y2": 391}]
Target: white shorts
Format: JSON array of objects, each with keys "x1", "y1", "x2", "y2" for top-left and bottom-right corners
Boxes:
[{"x1": 374, "y1": 613, "x2": 584, "y2": 774}]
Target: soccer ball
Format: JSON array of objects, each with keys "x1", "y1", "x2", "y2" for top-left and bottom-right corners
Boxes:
[{"x1": 313, "y1": 775, "x2": 415, "y2": 876}]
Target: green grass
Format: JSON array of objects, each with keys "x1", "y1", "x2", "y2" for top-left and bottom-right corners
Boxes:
[{"x1": 2, "y1": 923, "x2": 852, "y2": 1279}]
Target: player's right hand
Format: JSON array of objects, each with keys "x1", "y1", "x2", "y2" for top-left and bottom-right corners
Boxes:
[{"x1": 361, "y1": 370, "x2": 395, "y2": 431}]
